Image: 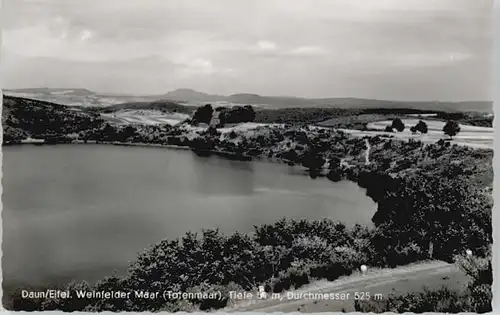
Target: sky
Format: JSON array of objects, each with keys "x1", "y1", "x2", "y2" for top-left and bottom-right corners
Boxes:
[{"x1": 0, "y1": 0, "x2": 493, "y2": 100}]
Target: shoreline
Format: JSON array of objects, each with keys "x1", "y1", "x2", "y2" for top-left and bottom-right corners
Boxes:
[
  {"x1": 4, "y1": 138, "x2": 339, "y2": 171},
  {"x1": 5, "y1": 138, "x2": 267, "y2": 162},
  {"x1": 7, "y1": 139, "x2": 192, "y2": 151}
]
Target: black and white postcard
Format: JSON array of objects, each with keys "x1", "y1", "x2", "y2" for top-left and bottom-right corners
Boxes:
[{"x1": 1, "y1": 0, "x2": 494, "y2": 312}]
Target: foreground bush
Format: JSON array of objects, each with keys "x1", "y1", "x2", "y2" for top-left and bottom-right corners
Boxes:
[{"x1": 355, "y1": 287, "x2": 471, "y2": 313}]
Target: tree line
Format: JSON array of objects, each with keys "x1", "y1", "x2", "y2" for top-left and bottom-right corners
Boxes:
[{"x1": 386, "y1": 118, "x2": 461, "y2": 139}]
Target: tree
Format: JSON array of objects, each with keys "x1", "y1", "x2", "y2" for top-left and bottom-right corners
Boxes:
[
  {"x1": 243, "y1": 105, "x2": 256, "y2": 122},
  {"x1": 301, "y1": 148, "x2": 326, "y2": 171},
  {"x1": 443, "y1": 120, "x2": 461, "y2": 139},
  {"x1": 192, "y1": 104, "x2": 213, "y2": 124},
  {"x1": 384, "y1": 126, "x2": 393, "y2": 132},
  {"x1": 415, "y1": 120, "x2": 428, "y2": 134},
  {"x1": 391, "y1": 118, "x2": 405, "y2": 132}
]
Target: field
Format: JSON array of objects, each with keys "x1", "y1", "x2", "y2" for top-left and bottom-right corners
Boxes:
[
  {"x1": 346, "y1": 119, "x2": 493, "y2": 149},
  {"x1": 100, "y1": 106, "x2": 493, "y2": 150},
  {"x1": 101, "y1": 110, "x2": 190, "y2": 126}
]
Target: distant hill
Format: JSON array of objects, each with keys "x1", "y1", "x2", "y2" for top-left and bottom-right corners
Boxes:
[
  {"x1": 4, "y1": 87, "x2": 95, "y2": 96},
  {"x1": 161, "y1": 89, "x2": 493, "y2": 112},
  {"x1": 157, "y1": 88, "x2": 225, "y2": 102},
  {"x1": 227, "y1": 95, "x2": 492, "y2": 112},
  {"x1": 3, "y1": 88, "x2": 159, "y2": 107},
  {"x1": 3, "y1": 88, "x2": 492, "y2": 113}
]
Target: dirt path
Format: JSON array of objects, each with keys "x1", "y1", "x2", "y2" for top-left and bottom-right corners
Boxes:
[
  {"x1": 365, "y1": 138, "x2": 371, "y2": 165},
  {"x1": 227, "y1": 261, "x2": 468, "y2": 313}
]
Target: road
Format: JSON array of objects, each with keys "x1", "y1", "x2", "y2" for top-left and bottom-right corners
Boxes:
[{"x1": 227, "y1": 261, "x2": 469, "y2": 313}]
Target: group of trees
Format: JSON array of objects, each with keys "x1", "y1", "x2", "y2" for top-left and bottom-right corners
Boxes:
[
  {"x1": 190, "y1": 104, "x2": 256, "y2": 127},
  {"x1": 370, "y1": 173, "x2": 492, "y2": 264},
  {"x1": 217, "y1": 105, "x2": 256, "y2": 126},
  {"x1": 410, "y1": 120, "x2": 429, "y2": 134},
  {"x1": 6, "y1": 219, "x2": 369, "y2": 311},
  {"x1": 386, "y1": 118, "x2": 461, "y2": 139}
]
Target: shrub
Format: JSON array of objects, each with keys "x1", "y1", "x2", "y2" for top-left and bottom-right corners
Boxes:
[
  {"x1": 266, "y1": 265, "x2": 310, "y2": 293},
  {"x1": 281, "y1": 148, "x2": 298, "y2": 163},
  {"x1": 468, "y1": 284, "x2": 492, "y2": 313},
  {"x1": 186, "y1": 282, "x2": 242, "y2": 310},
  {"x1": 455, "y1": 254, "x2": 492, "y2": 312},
  {"x1": 310, "y1": 261, "x2": 352, "y2": 281},
  {"x1": 327, "y1": 169, "x2": 342, "y2": 182},
  {"x1": 41, "y1": 280, "x2": 94, "y2": 312},
  {"x1": 228, "y1": 130, "x2": 238, "y2": 139},
  {"x1": 354, "y1": 287, "x2": 470, "y2": 313}
]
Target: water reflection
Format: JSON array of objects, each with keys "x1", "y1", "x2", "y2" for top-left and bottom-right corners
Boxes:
[{"x1": 191, "y1": 155, "x2": 256, "y2": 196}]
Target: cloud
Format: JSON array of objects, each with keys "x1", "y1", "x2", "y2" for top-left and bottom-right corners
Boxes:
[
  {"x1": 171, "y1": 57, "x2": 235, "y2": 77},
  {"x1": 178, "y1": 58, "x2": 215, "y2": 75},
  {"x1": 80, "y1": 30, "x2": 93, "y2": 41},
  {"x1": 0, "y1": 0, "x2": 492, "y2": 100},
  {"x1": 289, "y1": 46, "x2": 328, "y2": 56},
  {"x1": 388, "y1": 52, "x2": 473, "y2": 67},
  {"x1": 256, "y1": 40, "x2": 277, "y2": 51}
]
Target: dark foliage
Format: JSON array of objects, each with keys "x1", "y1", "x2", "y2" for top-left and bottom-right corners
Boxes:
[
  {"x1": 391, "y1": 118, "x2": 405, "y2": 132},
  {"x1": 415, "y1": 120, "x2": 428, "y2": 133},
  {"x1": 192, "y1": 104, "x2": 213, "y2": 124},
  {"x1": 217, "y1": 105, "x2": 256, "y2": 126},
  {"x1": 443, "y1": 120, "x2": 461, "y2": 138}
]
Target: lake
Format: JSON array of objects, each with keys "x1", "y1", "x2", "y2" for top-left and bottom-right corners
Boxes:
[{"x1": 2, "y1": 144, "x2": 377, "y2": 288}]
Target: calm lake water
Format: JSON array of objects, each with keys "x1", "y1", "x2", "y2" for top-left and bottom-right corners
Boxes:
[{"x1": 3, "y1": 144, "x2": 376, "y2": 287}]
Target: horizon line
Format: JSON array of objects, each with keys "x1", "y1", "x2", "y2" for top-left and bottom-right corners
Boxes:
[{"x1": 2, "y1": 87, "x2": 494, "y2": 104}]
